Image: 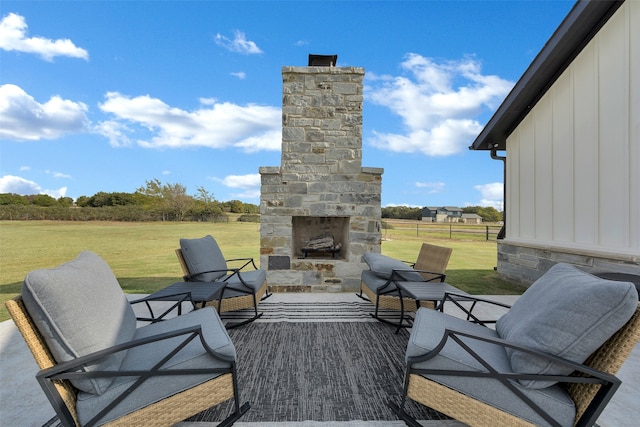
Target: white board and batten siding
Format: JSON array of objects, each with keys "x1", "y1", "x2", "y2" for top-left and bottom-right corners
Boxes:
[{"x1": 505, "y1": 0, "x2": 639, "y2": 261}]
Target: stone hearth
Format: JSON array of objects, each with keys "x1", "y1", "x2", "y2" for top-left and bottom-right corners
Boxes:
[{"x1": 259, "y1": 64, "x2": 383, "y2": 292}]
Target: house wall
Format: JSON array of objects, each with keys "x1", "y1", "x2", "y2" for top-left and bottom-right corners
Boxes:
[{"x1": 499, "y1": 0, "x2": 640, "y2": 285}]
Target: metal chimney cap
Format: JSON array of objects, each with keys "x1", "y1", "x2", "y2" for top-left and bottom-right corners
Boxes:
[{"x1": 308, "y1": 54, "x2": 337, "y2": 66}]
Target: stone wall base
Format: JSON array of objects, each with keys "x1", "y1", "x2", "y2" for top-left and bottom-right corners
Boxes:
[
  {"x1": 497, "y1": 240, "x2": 640, "y2": 287},
  {"x1": 264, "y1": 257, "x2": 364, "y2": 293}
]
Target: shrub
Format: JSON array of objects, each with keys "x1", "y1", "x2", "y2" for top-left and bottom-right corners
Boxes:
[{"x1": 237, "y1": 214, "x2": 260, "y2": 223}]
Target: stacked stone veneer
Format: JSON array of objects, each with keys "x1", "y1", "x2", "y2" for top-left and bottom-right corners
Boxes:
[
  {"x1": 259, "y1": 66, "x2": 383, "y2": 292},
  {"x1": 497, "y1": 241, "x2": 640, "y2": 287}
]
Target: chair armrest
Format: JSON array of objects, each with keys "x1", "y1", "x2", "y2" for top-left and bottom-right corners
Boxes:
[
  {"x1": 226, "y1": 257, "x2": 258, "y2": 270},
  {"x1": 186, "y1": 266, "x2": 257, "y2": 294},
  {"x1": 130, "y1": 292, "x2": 196, "y2": 323},
  {"x1": 221, "y1": 269, "x2": 255, "y2": 293},
  {"x1": 371, "y1": 269, "x2": 416, "y2": 295},
  {"x1": 413, "y1": 269, "x2": 446, "y2": 282},
  {"x1": 37, "y1": 325, "x2": 236, "y2": 386},
  {"x1": 39, "y1": 325, "x2": 234, "y2": 378},
  {"x1": 409, "y1": 326, "x2": 612, "y2": 378},
  {"x1": 375, "y1": 269, "x2": 447, "y2": 297},
  {"x1": 439, "y1": 292, "x2": 512, "y2": 326},
  {"x1": 389, "y1": 268, "x2": 446, "y2": 283},
  {"x1": 184, "y1": 268, "x2": 229, "y2": 281}
]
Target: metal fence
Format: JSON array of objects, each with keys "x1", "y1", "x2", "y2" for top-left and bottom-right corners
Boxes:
[{"x1": 382, "y1": 221, "x2": 503, "y2": 241}]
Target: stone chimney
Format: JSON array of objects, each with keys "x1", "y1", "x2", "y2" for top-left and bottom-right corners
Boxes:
[{"x1": 259, "y1": 62, "x2": 383, "y2": 292}]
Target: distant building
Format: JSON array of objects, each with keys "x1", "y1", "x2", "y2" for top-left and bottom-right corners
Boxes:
[
  {"x1": 421, "y1": 206, "x2": 465, "y2": 223},
  {"x1": 461, "y1": 213, "x2": 483, "y2": 224}
]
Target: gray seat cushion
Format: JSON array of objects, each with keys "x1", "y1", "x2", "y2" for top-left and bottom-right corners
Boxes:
[
  {"x1": 21, "y1": 251, "x2": 136, "y2": 395},
  {"x1": 361, "y1": 269, "x2": 400, "y2": 296},
  {"x1": 76, "y1": 307, "x2": 236, "y2": 426},
  {"x1": 221, "y1": 268, "x2": 267, "y2": 298},
  {"x1": 496, "y1": 263, "x2": 638, "y2": 389},
  {"x1": 408, "y1": 308, "x2": 575, "y2": 427},
  {"x1": 362, "y1": 253, "x2": 424, "y2": 281},
  {"x1": 180, "y1": 235, "x2": 228, "y2": 282}
]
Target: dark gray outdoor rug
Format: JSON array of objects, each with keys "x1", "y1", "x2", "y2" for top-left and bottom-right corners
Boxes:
[{"x1": 189, "y1": 322, "x2": 448, "y2": 423}]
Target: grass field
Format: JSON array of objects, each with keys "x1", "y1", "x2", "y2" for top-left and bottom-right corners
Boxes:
[{"x1": 0, "y1": 220, "x2": 524, "y2": 322}]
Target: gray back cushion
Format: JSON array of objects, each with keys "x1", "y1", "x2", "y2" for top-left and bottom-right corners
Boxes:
[
  {"x1": 180, "y1": 235, "x2": 227, "y2": 282},
  {"x1": 22, "y1": 251, "x2": 136, "y2": 395},
  {"x1": 496, "y1": 263, "x2": 638, "y2": 389},
  {"x1": 362, "y1": 253, "x2": 424, "y2": 282}
]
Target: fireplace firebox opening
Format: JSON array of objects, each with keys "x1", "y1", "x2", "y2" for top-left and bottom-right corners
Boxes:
[{"x1": 292, "y1": 216, "x2": 349, "y2": 260}]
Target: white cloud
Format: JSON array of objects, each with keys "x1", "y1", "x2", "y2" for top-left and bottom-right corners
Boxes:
[
  {"x1": 0, "y1": 13, "x2": 88, "y2": 61},
  {"x1": 415, "y1": 181, "x2": 445, "y2": 194},
  {"x1": 371, "y1": 119, "x2": 482, "y2": 156},
  {"x1": 473, "y1": 182, "x2": 503, "y2": 210},
  {"x1": 94, "y1": 120, "x2": 132, "y2": 148},
  {"x1": 51, "y1": 171, "x2": 71, "y2": 179},
  {"x1": 46, "y1": 187, "x2": 67, "y2": 198},
  {"x1": 199, "y1": 97, "x2": 217, "y2": 106},
  {"x1": 221, "y1": 173, "x2": 260, "y2": 189},
  {"x1": 215, "y1": 173, "x2": 261, "y2": 200},
  {"x1": 233, "y1": 129, "x2": 281, "y2": 153},
  {"x1": 215, "y1": 30, "x2": 262, "y2": 54},
  {"x1": 231, "y1": 188, "x2": 261, "y2": 199},
  {"x1": 230, "y1": 71, "x2": 246, "y2": 80},
  {"x1": 366, "y1": 54, "x2": 513, "y2": 156},
  {"x1": 0, "y1": 84, "x2": 89, "y2": 141},
  {"x1": 0, "y1": 175, "x2": 39, "y2": 194},
  {"x1": 19, "y1": 165, "x2": 30, "y2": 171},
  {"x1": 0, "y1": 175, "x2": 66, "y2": 198},
  {"x1": 97, "y1": 92, "x2": 281, "y2": 152}
]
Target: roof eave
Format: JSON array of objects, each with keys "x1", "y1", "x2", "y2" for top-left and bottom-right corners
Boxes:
[{"x1": 470, "y1": 0, "x2": 624, "y2": 151}]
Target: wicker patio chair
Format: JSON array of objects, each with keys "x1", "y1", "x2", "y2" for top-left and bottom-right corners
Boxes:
[
  {"x1": 357, "y1": 243, "x2": 453, "y2": 321},
  {"x1": 6, "y1": 251, "x2": 249, "y2": 427},
  {"x1": 394, "y1": 263, "x2": 640, "y2": 427},
  {"x1": 176, "y1": 235, "x2": 271, "y2": 327}
]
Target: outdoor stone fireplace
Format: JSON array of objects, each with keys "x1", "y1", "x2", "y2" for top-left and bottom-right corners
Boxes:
[{"x1": 259, "y1": 62, "x2": 383, "y2": 292}]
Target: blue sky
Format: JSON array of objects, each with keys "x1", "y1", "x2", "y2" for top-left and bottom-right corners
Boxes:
[{"x1": 0, "y1": 0, "x2": 576, "y2": 209}]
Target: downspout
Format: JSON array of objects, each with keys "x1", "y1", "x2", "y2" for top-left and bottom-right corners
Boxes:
[{"x1": 490, "y1": 147, "x2": 506, "y2": 240}]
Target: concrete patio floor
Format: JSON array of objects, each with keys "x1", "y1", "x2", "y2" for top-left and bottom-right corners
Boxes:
[{"x1": 1, "y1": 293, "x2": 637, "y2": 426}]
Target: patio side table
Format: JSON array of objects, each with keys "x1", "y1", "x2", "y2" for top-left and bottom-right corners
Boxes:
[
  {"x1": 134, "y1": 281, "x2": 226, "y2": 322},
  {"x1": 395, "y1": 281, "x2": 468, "y2": 333}
]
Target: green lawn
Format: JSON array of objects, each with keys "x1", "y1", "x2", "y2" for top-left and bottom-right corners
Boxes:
[{"x1": 0, "y1": 220, "x2": 523, "y2": 322}]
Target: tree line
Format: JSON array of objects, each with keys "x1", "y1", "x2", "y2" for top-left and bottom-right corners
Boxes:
[
  {"x1": 0, "y1": 179, "x2": 259, "y2": 222},
  {"x1": 1, "y1": 179, "x2": 501, "y2": 223}
]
